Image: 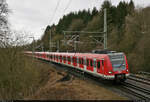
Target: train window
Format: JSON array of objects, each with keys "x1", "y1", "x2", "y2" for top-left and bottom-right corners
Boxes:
[
  {"x1": 71, "y1": 56, "x2": 73, "y2": 63},
  {"x1": 75, "y1": 57, "x2": 77, "y2": 63},
  {"x1": 84, "y1": 58, "x2": 86, "y2": 65},
  {"x1": 102, "y1": 60, "x2": 104, "y2": 66},
  {"x1": 87, "y1": 59, "x2": 89, "y2": 66},
  {"x1": 72, "y1": 57, "x2": 74, "y2": 63},
  {"x1": 64, "y1": 56, "x2": 66, "y2": 61},
  {"x1": 81, "y1": 58, "x2": 83, "y2": 65},
  {"x1": 68, "y1": 57, "x2": 71, "y2": 62},
  {"x1": 77, "y1": 57, "x2": 79, "y2": 64},
  {"x1": 73, "y1": 57, "x2": 77, "y2": 63},
  {"x1": 79, "y1": 58, "x2": 81, "y2": 64},
  {"x1": 90, "y1": 60, "x2": 93, "y2": 67},
  {"x1": 97, "y1": 61, "x2": 100, "y2": 69},
  {"x1": 94, "y1": 60, "x2": 96, "y2": 67}
]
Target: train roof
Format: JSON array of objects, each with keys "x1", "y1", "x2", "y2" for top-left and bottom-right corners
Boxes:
[{"x1": 27, "y1": 51, "x2": 125, "y2": 59}]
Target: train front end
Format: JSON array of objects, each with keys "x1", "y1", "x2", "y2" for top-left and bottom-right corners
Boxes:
[{"x1": 108, "y1": 52, "x2": 130, "y2": 82}]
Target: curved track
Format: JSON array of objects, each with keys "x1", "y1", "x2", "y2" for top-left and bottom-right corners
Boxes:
[
  {"x1": 129, "y1": 74, "x2": 150, "y2": 85},
  {"x1": 121, "y1": 81, "x2": 150, "y2": 100},
  {"x1": 36, "y1": 58, "x2": 150, "y2": 100}
]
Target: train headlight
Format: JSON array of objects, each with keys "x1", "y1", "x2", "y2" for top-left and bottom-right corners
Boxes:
[
  {"x1": 108, "y1": 71, "x2": 113, "y2": 74},
  {"x1": 126, "y1": 69, "x2": 128, "y2": 72}
]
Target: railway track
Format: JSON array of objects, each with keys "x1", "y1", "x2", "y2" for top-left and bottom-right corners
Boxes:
[
  {"x1": 123, "y1": 74, "x2": 150, "y2": 100},
  {"x1": 128, "y1": 74, "x2": 150, "y2": 85},
  {"x1": 37, "y1": 58, "x2": 150, "y2": 100},
  {"x1": 121, "y1": 81, "x2": 150, "y2": 100}
]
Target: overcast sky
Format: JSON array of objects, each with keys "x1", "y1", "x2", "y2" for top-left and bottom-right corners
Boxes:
[{"x1": 7, "y1": 0, "x2": 150, "y2": 40}]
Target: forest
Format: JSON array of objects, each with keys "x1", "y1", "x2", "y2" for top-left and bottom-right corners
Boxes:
[{"x1": 38, "y1": 0, "x2": 150, "y2": 73}]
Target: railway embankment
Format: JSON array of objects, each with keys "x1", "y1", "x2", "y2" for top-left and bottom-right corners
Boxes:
[{"x1": 26, "y1": 59, "x2": 128, "y2": 100}]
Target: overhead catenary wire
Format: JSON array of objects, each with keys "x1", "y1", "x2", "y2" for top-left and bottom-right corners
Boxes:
[
  {"x1": 49, "y1": 0, "x2": 62, "y2": 25},
  {"x1": 63, "y1": 0, "x2": 72, "y2": 14}
]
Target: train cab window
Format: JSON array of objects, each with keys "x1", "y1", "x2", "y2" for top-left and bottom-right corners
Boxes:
[
  {"x1": 90, "y1": 60, "x2": 93, "y2": 67},
  {"x1": 86, "y1": 59, "x2": 89, "y2": 66},
  {"x1": 97, "y1": 61, "x2": 101, "y2": 69}
]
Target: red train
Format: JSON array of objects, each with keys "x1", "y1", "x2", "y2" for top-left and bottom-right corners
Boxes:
[{"x1": 25, "y1": 50, "x2": 130, "y2": 82}]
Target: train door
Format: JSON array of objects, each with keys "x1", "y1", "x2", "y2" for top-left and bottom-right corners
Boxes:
[
  {"x1": 44, "y1": 53, "x2": 47, "y2": 59},
  {"x1": 68, "y1": 56, "x2": 71, "y2": 64},
  {"x1": 53, "y1": 55, "x2": 55, "y2": 61},
  {"x1": 96, "y1": 60, "x2": 101, "y2": 73},
  {"x1": 58, "y1": 55, "x2": 59, "y2": 63},
  {"x1": 79, "y1": 57, "x2": 84, "y2": 69},
  {"x1": 84, "y1": 57, "x2": 86, "y2": 70},
  {"x1": 70, "y1": 56, "x2": 72, "y2": 65},
  {"x1": 93, "y1": 58, "x2": 97, "y2": 73},
  {"x1": 60, "y1": 55, "x2": 62, "y2": 63},
  {"x1": 66, "y1": 56, "x2": 68, "y2": 64},
  {"x1": 77, "y1": 56, "x2": 79, "y2": 67},
  {"x1": 73, "y1": 57, "x2": 77, "y2": 66},
  {"x1": 63, "y1": 56, "x2": 66, "y2": 64},
  {"x1": 56, "y1": 55, "x2": 58, "y2": 62},
  {"x1": 86, "y1": 58, "x2": 90, "y2": 70},
  {"x1": 89, "y1": 59, "x2": 94, "y2": 71},
  {"x1": 101, "y1": 60, "x2": 104, "y2": 76},
  {"x1": 97, "y1": 59, "x2": 104, "y2": 77}
]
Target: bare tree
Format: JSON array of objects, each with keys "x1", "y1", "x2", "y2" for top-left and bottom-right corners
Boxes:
[{"x1": 0, "y1": 0, "x2": 9, "y2": 47}]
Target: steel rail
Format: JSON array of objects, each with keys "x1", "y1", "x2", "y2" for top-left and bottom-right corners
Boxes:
[
  {"x1": 128, "y1": 74, "x2": 150, "y2": 85},
  {"x1": 121, "y1": 85, "x2": 150, "y2": 100},
  {"x1": 123, "y1": 82, "x2": 150, "y2": 95}
]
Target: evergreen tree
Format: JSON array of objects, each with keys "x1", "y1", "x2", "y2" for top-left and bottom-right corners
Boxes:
[
  {"x1": 92, "y1": 7, "x2": 98, "y2": 17},
  {"x1": 128, "y1": 0, "x2": 135, "y2": 15}
]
